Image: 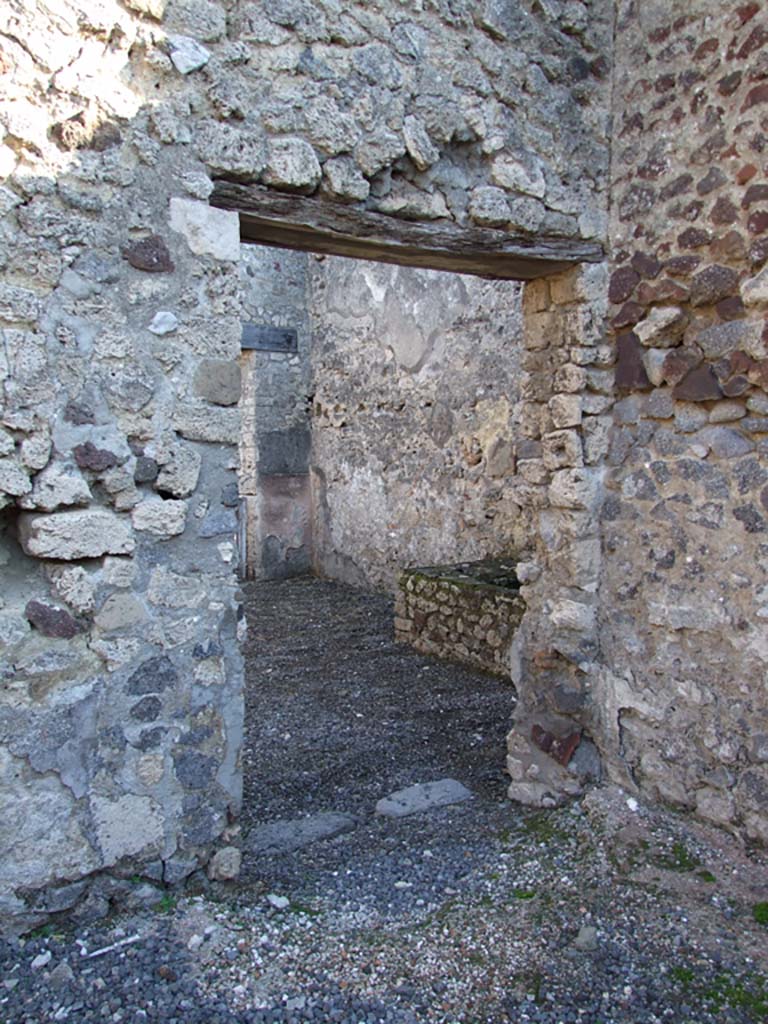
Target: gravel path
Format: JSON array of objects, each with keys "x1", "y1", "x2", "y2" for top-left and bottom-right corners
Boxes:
[{"x1": 2, "y1": 578, "x2": 767, "y2": 1023}]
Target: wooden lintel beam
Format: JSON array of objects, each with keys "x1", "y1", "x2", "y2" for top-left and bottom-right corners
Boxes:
[{"x1": 210, "y1": 181, "x2": 604, "y2": 282}]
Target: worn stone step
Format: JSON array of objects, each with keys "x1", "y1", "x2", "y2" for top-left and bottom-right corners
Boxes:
[
  {"x1": 375, "y1": 779, "x2": 473, "y2": 818},
  {"x1": 245, "y1": 812, "x2": 358, "y2": 855}
]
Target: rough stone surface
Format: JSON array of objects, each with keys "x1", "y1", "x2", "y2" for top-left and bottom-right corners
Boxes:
[
  {"x1": 2, "y1": 0, "x2": 767, "y2": 936},
  {"x1": 131, "y1": 498, "x2": 187, "y2": 538},
  {"x1": 169, "y1": 198, "x2": 240, "y2": 261},
  {"x1": 375, "y1": 779, "x2": 473, "y2": 818},
  {"x1": 18, "y1": 510, "x2": 135, "y2": 559},
  {"x1": 246, "y1": 813, "x2": 358, "y2": 856},
  {"x1": 396, "y1": 560, "x2": 525, "y2": 677},
  {"x1": 193, "y1": 360, "x2": 241, "y2": 407},
  {"x1": 309, "y1": 257, "x2": 527, "y2": 589}
]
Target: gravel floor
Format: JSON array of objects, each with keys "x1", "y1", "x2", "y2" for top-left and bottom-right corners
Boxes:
[{"x1": 2, "y1": 577, "x2": 767, "y2": 1024}]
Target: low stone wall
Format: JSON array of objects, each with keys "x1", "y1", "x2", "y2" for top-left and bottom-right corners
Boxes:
[{"x1": 395, "y1": 559, "x2": 525, "y2": 677}]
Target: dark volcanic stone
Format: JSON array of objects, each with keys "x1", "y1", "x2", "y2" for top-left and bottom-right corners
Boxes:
[
  {"x1": 73, "y1": 441, "x2": 119, "y2": 472},
  {"x1": 742, "y1": 183, "x2": 768, "y2": 208},
  {"x1": 615, "y1": 332, "x2": 650, "y2": 391},
  {"x1": 631, "y1": 251, "x2": 661, "y2": 279},
  {"x1": 710, "y1": 196, "x2": 738, "y2": 225},
  {"x1": 611, "y1": 301, "x2": 644, "y2": 329},
  {"x1": 696, "y1": 167, "x2": 726, "y2": 195},
  {"x1": 24, "y1": 600, "x2": 82, "y2": 639},
  {"x1": 716, "y1": 296, "x2": 745, "y2": 321},
  {"x1": 690, "y1": 264, "x2": 739, "y2": 306},
  {"x1": 660, "y1": 173, "x2": 693, "y2": 201},
  {"x1": 174, "y1": 751, "x2": 218, "y2": 789},
  {"x1": 673, "y1": 365, "x2": 723, "y2": 401},
  {"x1": 63, "y1": 401, "x2": 95, "y2": 426},
  {"x1": 130, "y1": 696, "x2": 163, "y2": 722},
  {"x1": 678, "y1": 227, "x2": 711, "y2": 249},
  {"x1": 220, "y1": 482, "x2": 240, "y2": 507},
  {"x1": 134, "y1": 456, "x2": 159, "y2": 484},
  {"x1": 121, "y1": 235, "x2": 174, "y2": 273},
  {"x1": 126, "y1": 655, "x2": 178, "y2": 695},
  {"x1": 733, "y1": 503, "x2": 767, "y2": 532},
  {"x1": 663, "y1": 347, "x2": 702, "y2": 385},
  {"x1": 609, "y1": 267, "x2": 640, "y2": 304},
  {"x1": 664, "y1": 255, "x2": 700, "y2": 277}
]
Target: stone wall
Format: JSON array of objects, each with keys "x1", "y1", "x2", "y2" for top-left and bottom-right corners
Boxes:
[
  {"x1": 238, "y1": 244, "x2": 312, "y2": 579},
  {"x1": 503, "y1": 263, "x2": 611, "y2": 806},
  {"x1": 308, "y1": 256, "x2": 529, "y2": 590},
  {"x1": 0, "y1": 0, "x2": 613, "y2": 930},
  {"x1": 598, "y1": 0, "x2": 768, "y2": 842},
  {"x1": 395, "y1": 560, "x2": 526, "y2": 677}
]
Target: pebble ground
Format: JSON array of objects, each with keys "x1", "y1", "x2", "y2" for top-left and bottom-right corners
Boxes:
[{"x1": 2, "y1": 578, "x2": 767, "y2": 1023}]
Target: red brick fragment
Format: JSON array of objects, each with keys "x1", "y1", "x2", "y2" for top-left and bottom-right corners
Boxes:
[
  {"x1": 737, "y1": 163, "x2": 759, "y2": 184},
  {"x1": 694, "y1": 38, "x2": 719, "y2": 61},
  {"x1": 738, "y1": 25, "x2": 768, "y2": 61},
  {"x1": 530, "y1": 724, "x2": 582, "y2": 767},
  {"x1": 742, "y1": 82, "x2": 768, "y2": 112},
  {"x1": 736, "y1": 3, "x2": 760, "y2": 27}
]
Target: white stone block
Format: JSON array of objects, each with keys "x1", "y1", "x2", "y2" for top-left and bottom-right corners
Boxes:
[
  {"x1": 131, "y1": 497, "x2": 187, "y2": 538},
  {"x1": 19, "y1": 510, "x2": 135, "y2": 559},
  {"x1": 169, "y1": 198, "x2": 240, "y2": 261}
]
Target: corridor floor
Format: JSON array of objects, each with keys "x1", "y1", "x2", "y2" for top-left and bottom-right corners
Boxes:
[{"x1": 3, "y1": 579, "x2": 767, "y2": 1024}]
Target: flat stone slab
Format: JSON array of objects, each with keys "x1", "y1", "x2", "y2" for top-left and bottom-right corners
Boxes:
[
  {"x1": 246, "y1": 812, "x2": 357, "y2": 856},
  {"x1": 375, "y1": 779, "x2": 473, "y2": 818}
]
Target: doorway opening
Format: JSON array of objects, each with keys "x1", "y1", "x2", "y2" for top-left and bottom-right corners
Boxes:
[
  {"x1": 236, "y1": 243, "x2": 530, "y2": 593},
  {"x1": 234, "y1": 240, "x2": 536, "y2": 891}
]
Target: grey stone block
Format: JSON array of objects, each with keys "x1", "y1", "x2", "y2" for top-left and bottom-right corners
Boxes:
[
  {"x1": 193, "y1": 359, "x2": 242, "y2": 407},
  {"x1": 246, "y1": 812, "x2": 358, "y2": 855},
  {"x1": 375, "y1": 779, "x2": 473, "y2": 818}
]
